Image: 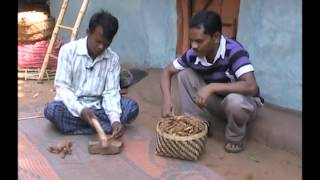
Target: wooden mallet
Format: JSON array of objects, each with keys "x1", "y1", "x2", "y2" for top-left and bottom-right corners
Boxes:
[{"x1": 88, "y1": 118, "x2": 123, "y2": 155}]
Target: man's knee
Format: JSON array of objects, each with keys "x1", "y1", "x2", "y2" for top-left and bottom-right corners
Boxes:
[
  {"x1": 222, "y1": 93, "x2": 243, "y2": 110},
  {"x1": 44, "y1": 101, "x2": 85, "y2": 134},
  {"x1": 177, "y1": 68, "x2": 194, "y2": 84},
  {"x1": 121, "y1": 97, "x2": 139, "y2": 122},
  {"x1": 44, "y1": 101, "x2": 66, "y2": 121},
  {"x1": 129, "y1": 99, "x2": 139, "y2": 119},
  {"x1": 222, "y1": 93, "x2": 253, "y2": 123}
]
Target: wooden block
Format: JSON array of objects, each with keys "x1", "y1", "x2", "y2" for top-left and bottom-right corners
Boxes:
[{"x1": 88, "y1": 140, "x2": 123, "y2": 155}]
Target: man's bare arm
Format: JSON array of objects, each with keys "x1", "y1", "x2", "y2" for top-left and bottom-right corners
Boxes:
[
  {"x1": 160, "y1": 63, "x2": 180, "y2": 117},
  {"x1": 196, "y1": 72, "x2": 258, "y2": 108}
]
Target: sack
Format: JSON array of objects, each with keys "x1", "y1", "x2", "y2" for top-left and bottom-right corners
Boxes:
[{"x1": 18, "y1": 39, "x2": 63, "y2": 69}]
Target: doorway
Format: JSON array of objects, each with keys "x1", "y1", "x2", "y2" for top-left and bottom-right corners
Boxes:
[{"x1": 176, "y1": 0, "x2": 240, "y2": 55}]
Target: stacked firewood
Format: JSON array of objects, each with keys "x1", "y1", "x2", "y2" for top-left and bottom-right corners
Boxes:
[{"x1": 159, "y1": 115, "x2": 205, "y2": 136}]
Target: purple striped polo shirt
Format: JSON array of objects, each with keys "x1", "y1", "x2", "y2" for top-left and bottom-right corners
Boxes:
[
  {"x1": 173, "y1": 35, "x2": 254, "y2": 82},
  {"x1": 173, "y1": 35, "x2": 263, "y2": 100}
]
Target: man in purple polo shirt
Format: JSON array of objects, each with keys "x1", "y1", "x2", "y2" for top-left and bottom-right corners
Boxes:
[{"x1": 160, "y1": 10, "x2": 264, "y2": 153}]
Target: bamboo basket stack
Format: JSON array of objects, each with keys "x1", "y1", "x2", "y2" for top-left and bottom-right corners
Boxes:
[
  {"x1": 18, "y1": 11, "x2": 54, "y2": 43},
  {"x1": 18, "y1": 11, "x2": 60, "y2": 80}
]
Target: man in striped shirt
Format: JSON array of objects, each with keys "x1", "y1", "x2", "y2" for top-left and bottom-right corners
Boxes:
[
  {"x1": 44, "y1": 10, "x2": 139, "y2": 139},
  {"x1": 160, "y1": 10, "x2": 263, "y2": 153}
]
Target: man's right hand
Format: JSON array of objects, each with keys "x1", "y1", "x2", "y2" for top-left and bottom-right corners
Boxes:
[
  {"x1": 80, "y1": 108, "x2": 97, "y2": 126},
  {"x1": 161, "y1": 100, "x2": 175, "y2": 118}
]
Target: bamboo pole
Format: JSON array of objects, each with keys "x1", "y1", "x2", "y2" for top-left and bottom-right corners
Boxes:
[
  {"x1": 18, "y1": 115, "x2": 44, "y2": 121},
  {"x1": 38, "y1": 0, "x2": 69, "y2": 82},
  {"x1": 70, "y1": 0, "x2": 89, "y2": 41}
]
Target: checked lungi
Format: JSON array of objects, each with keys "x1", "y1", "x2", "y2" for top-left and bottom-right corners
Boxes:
[{"x1": 44, "y1": 96, "x2": 139, "y2": 135}]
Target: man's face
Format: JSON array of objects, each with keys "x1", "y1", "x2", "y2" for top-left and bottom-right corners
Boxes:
[
  {"x1": 87, "y1": 25, "x2": 110, "y2": 58},
  {"x1": 189, "y1": 26, "x2": 216, "y2": 58}
]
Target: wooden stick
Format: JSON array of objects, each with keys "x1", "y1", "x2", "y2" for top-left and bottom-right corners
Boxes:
[
  {"x1": 90, "y1": 118, "x2": 108, "y2": 147},
  {"x1": 18, "y1": 115, "x2": 44, "y2": 121},
  {"x1": 70, "y1": 0, "x2": 89, "y2": 41},
  {"x1": 18, "y1": 111, "x2": 43, "y2": 115}
]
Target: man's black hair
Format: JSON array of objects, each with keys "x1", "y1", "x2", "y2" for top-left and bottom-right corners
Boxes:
[
  {"x1": 189, "y1": 10, "x2": 222, "y2": 36},
  {"x1": 88, "y1": 10, "x2": 119, "y2": 41}
]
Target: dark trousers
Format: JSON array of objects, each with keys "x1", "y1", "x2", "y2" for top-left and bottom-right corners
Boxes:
[{"x1": 44, "y1": 96, "x2": 139, "y2": 135}]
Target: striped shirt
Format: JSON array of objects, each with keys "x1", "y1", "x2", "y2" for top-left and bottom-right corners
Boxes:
[
  {"x1": 54, "y1": 36, "x2": 121, "y2": 124},
  {"x1": 173, "y1": 35, "x2": 261, "y2": 98},
  {"x1": 173, "y1": 35, "x2": 254, "y2": 82}
]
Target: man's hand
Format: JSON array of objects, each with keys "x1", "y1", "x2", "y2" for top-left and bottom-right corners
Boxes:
[
  {"x1": 80, "y1": 108, "x2": 97, "y2": 126},
  {"x1": 195, "y1": 85, "x2": 213, "y2": 109},
  {"x1": 161, "y1": 100, "x2": 175, "y2": 118},
  {"x1": 112, "y1": 121, "x2": 124, "y2": 138}
]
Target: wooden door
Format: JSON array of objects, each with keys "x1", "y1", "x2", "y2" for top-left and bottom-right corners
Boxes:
[{"x1": 176, "y1": 0, "x2": 240, "y2": 55}]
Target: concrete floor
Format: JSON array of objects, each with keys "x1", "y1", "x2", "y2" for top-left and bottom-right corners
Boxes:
[{"x1": 18, "y1": 68, "x2": 302, "y2": 180}]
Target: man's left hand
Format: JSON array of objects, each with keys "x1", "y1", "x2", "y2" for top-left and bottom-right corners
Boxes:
[
  {"x1": 195, "y1": 85, "x2": 213, "y2": 108},
  {"x1": 112, "y1": 121, "x2": 124, "y2": 138}
]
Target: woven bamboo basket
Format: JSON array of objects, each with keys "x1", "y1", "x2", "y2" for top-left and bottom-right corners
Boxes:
[{"x1": 155, "y1": 116, "x2": 208, "y2": 161}]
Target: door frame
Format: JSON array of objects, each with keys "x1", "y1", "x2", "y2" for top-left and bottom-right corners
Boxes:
[{"x1": 176, "y1": 0, "x2": 240, "y2": 56}]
